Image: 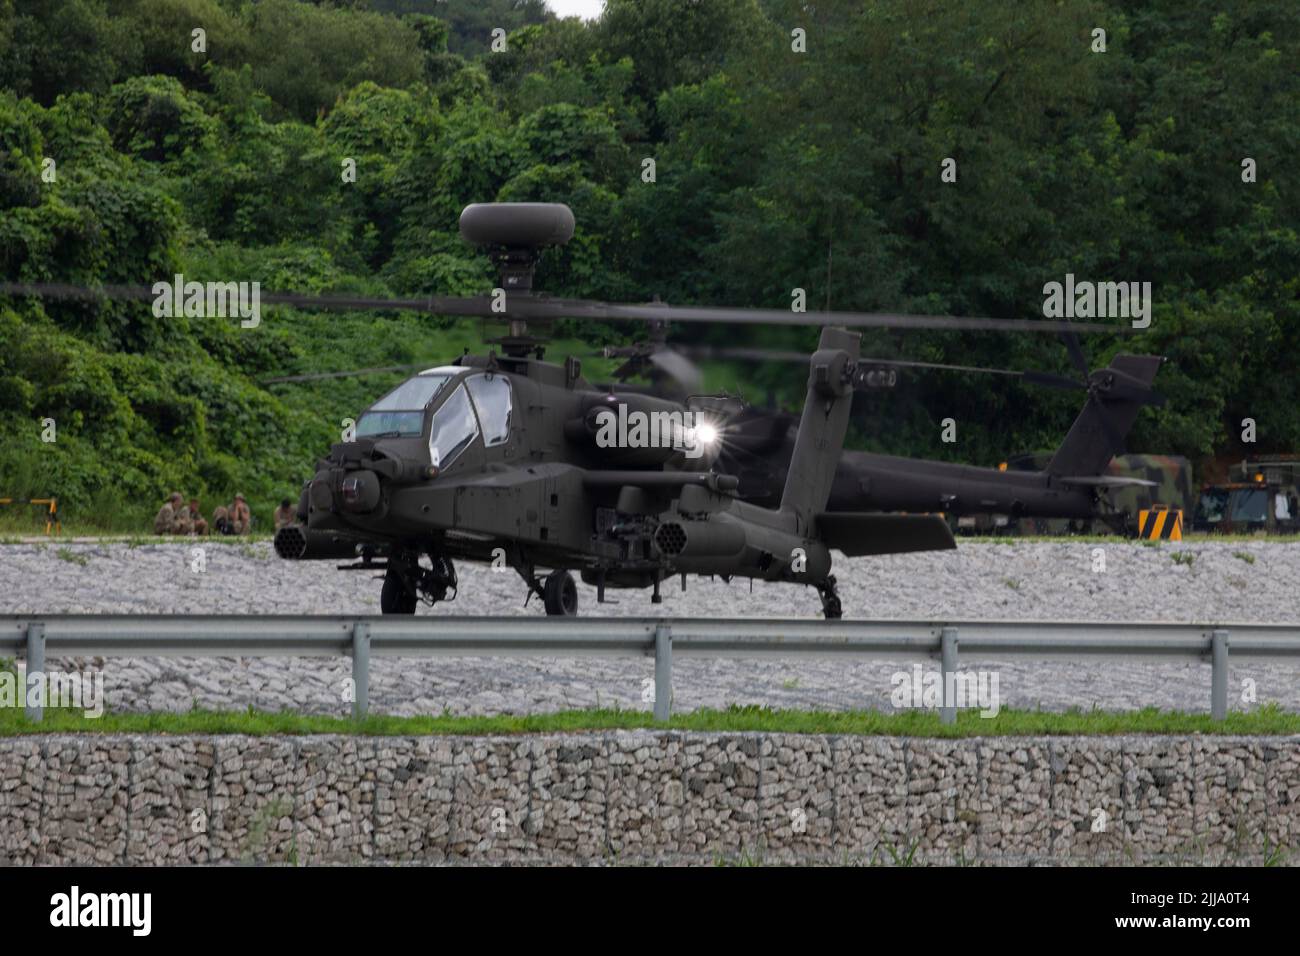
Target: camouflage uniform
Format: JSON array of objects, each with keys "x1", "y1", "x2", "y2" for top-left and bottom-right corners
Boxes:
[
  {"x1": 212, "y1": 505, "x2": 231, "y2": 535},
  {"x1": 153, "y1": 502, "x2": 176, "y2": 535},
  {"x1": 154, "y1": 493, "x2": 189, "y2": 535},
  {"x1": 274, "y1": 504, "x2": 296, "y2": 530},
  {"x1": 188, "y1": 500, "x2": 209, "y2": 535},
  {"x1": 230, "y1": 497, "x2": 251, "y2": 535},
  {"x1": 171, "y1": 501, "x2": 193, "y2": 535}
]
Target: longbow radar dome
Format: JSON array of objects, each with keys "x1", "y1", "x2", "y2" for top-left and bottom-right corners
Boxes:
[{"x1": 459, "y1": 202, "x2": 575, "y2": 249}]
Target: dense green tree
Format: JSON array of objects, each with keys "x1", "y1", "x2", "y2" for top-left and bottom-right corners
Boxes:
[
  {"x1": 242, "y1": 0, "x2": 424, "y2": 121},
  {"x1": 595, "y1": 0, "x2": 764, "y2": 113},
  {"x1": 117, "y1": 0, "x2": 252, "y2": 90},
  {"x1": 2, "y1": 0, "x2": 1299, "y2": 527},
  {"x1": 376, "y1": 0, "x2": 553, "y2": 58},
  {"x1": 0, "y1": 0, "x2": 138, "y2": 102}
]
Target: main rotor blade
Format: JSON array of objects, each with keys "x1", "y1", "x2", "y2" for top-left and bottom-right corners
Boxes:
[
  {"x1": 0, "y1": 282, "x2": 464, "y2": 314},
  {"x1": 1060, "y1": 326, "x2": 1091, "y2": 378},
  {"x1": 647, "y1": 348, "x2": 704, "y2": 393},
  {"x1": 682, "y1": 345, "x2": 1093, "y2": 387},
  {"x1": 676, "y1": 346, "x2": 809, "y2": 364},
  {"x1": 0, "y1": 282, "x2": 1134, "y2": 335},
  {"x1": 261, "y1": 364, "x2": 428, "y2": 384},
  {"x1": 519, "y1": 296, "x2": 1132, "y2": 334},
  {"x1": 860, "y1": 359, "x2": 1077, "y2": 383},
  {"x1": 1021, "y1": 369, "x2": 1088, "y2": 391}
]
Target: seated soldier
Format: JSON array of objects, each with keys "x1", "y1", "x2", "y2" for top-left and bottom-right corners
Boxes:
[
  {"x1": 171, "y1": 494, "x2": 193, "y2": 535},
  {"x1": 274, "y1": 498, "x2": 296, "y2": 530},
  {"x1": 211, "y1": 505, "x2": 233, "y2": 535},
  {"x1": 153, "y1": 493, "x2": 183, "y2": 535},
  {"x1": 230, "y1": 494, "x2": 251, "y2": 534},
  {"x1": 188, "y1": 498, "x2": 209, "y2": 535}
]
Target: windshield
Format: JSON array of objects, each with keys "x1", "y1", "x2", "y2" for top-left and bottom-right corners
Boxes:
[
  {"x1": 356, "y1": 410, "x2": 424, "y2": 438},
  {"x1": 355, "y1": 373, "x2": 454, "y2": 438},
  {"x1": 465, "y1": 373, "x2": 512, "y2": 446},
  {"x1": 428, "y1": 384, "x2": 479, "y2": 468},
  {"x1": 370, "y1": 373, "x2": 452, "y2": 411},
  {"x1": 1229, "y1": 489, "x2": 1267, "y2": 523}
]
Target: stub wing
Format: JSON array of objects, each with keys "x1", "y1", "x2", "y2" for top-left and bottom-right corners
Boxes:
[{"x1": 815, "y1": 513, "x2": 956, "y2": 557}]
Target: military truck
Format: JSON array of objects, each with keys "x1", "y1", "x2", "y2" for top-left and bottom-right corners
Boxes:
[
  {"x1": 958, "y1": 452, "x2": 1194, "y2": 537},
  {"x1": 1191, "y1": 457, "x2": 1300, "y2": 534}
]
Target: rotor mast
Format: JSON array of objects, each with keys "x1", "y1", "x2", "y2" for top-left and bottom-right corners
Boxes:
[{"x1": 460, "y1": 202, "x2": 576, "y2": 359}]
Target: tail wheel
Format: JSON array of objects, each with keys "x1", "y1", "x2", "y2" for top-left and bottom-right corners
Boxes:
[
  {"x1": 380, "y1": 566, "x2": 418, "y2": 614},
  {"x1": 542, "y1": 570, "x2": 578, "y2": 616}
]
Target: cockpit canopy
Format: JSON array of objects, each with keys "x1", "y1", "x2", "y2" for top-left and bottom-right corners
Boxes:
[
  {"x1": 357, "y1": 370, "x2": 455, "y2": 439},
  {"x1": 356, "y1": 367, "x2": 513, "y2": 470}
]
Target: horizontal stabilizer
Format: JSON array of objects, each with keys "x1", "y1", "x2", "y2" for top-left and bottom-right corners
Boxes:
[
  {"x1": 1058, "y1": 475, "x2": 1158, "y2": 488},
  {"x1": 815, "y1": 513, "x2": 956, "y2": 557}
]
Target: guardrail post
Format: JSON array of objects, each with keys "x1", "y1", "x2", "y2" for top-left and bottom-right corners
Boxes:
[
  {"x1": 1211, "y1": 629, "x2": 1228, "y2": 721},
  {"x1": 25, "y1": 622, "x2": 45, "y2": 723},
  {"x1": 654, "y1": 623, "x2": 672, "y2": 721},
  {"x1": 352, "y1": 621, "x2": 370, "y2": 719},
  {"x1": 940, "y1": 626, "x2": 958, "y2": 725}
]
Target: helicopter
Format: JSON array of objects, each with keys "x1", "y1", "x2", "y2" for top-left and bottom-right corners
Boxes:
[
  {"x1": 264, "y1": 202, "x2": 1151, "y2": 617},
  {"x1": 2, "y1": 202, "x2": 1156, "y2": 617},
  {"x1": 267, "y1": 299, "x2": 1167, "y2": 540}
]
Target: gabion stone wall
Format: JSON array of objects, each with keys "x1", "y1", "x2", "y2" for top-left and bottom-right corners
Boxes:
[{"x1": 1, "y1": 733, "x2": 1296, "y2": 865}]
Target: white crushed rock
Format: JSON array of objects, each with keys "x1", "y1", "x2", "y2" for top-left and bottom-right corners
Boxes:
[{"x1": 1, "y1": 539, "x2": 1297, "y2": 716}]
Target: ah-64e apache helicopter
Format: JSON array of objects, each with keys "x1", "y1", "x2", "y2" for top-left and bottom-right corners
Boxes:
[
  {"x1": 3, "y1": 203, "x2": 1163, "y2": 616},
  {"x1": 258, "y1": 203, "x2": 1160, "y2": 616}
]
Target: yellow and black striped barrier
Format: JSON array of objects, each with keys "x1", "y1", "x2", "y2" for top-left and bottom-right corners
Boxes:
[
  {"x1": 0, "y1": 497, "x2": 61, "y2": 535},
  {"x1": 1138, "y1": 507, "x2": 1182, "y2": 540}
]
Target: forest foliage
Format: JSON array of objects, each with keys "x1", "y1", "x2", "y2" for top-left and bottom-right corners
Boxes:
[{"x1": 1, "y1": 0, "x2": 1297, "y2": 528}]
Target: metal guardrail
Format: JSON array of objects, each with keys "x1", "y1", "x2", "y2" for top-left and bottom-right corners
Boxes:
[{"x1": 3, "y1": 615, "x2": 1299, "y2": 723}]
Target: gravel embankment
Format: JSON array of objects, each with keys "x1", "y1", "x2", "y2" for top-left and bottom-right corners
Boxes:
[{"x1": 1, "y1": 539, "x2": 1296, "y2": 716}]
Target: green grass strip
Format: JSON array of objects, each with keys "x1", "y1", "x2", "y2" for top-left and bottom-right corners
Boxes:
[{"x1": 2, "y1": 703, "x2": 1298, "y2": 738}]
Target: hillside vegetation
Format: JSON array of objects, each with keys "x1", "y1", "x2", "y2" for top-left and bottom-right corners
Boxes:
[{"x1": 1, "y1": 0, "x2": 1297, "y2": 529}]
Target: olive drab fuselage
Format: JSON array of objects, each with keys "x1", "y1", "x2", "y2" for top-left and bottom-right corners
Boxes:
[
  {"x1": 290, "y1": 342, "x2": 1171, "y2": 617},
  {"x1": 297, "y1": 347, "x2": 852, "y2": 599}
]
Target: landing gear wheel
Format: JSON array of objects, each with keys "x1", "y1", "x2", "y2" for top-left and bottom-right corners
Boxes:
[
  {"x1": 542, "y1": 570, "x2": 578, "y2": 616},
  {"x1": 816, "y1": 576, "x2": 843, "y2": 620},
  {"x1": 381, "y1": 566, "x2": 418, "y2": 615}
]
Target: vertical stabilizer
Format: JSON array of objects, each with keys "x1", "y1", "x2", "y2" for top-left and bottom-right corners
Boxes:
[
  {"x1": 779, "y1": 326, "x2": 861, "y2": 530},
  {"x1": 1047, "y1": 354, "x2": 1164, "y2": 476}
]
